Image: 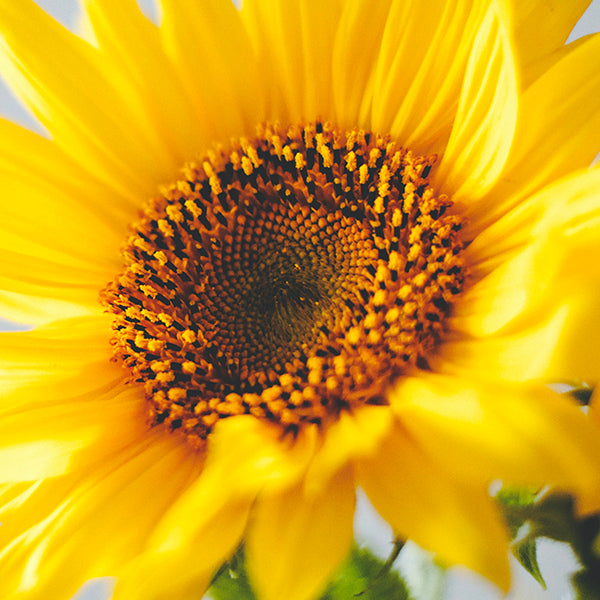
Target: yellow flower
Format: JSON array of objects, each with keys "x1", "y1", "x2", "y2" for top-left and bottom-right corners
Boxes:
[{"x1": 0, "y1": 1, "x2": 600, "y2": 599}]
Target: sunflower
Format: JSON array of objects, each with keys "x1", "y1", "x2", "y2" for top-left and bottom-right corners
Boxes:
[{"x1": 1, "y1": 1, "x2": 600, "y2": 599}]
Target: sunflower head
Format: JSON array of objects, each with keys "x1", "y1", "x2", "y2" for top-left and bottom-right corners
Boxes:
[
  {"x1": 1, "y1": 2, "x2": 600, "y2": 600},
  {"x1": 101, "y1": 121, "x2": 467, "y2": 446}
]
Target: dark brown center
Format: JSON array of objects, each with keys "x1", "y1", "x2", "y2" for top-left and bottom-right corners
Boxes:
[{"x1": 102, "y1": 122, "x2": 466, "y2": 447}]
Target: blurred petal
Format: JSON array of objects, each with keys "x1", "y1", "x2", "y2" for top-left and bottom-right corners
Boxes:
[
  {"x1": 184, "y1": 415, "x2": 317, "y2": 500},
  {"x1": 304, "y1": 405, "x2": 393, "y2": 494},
  {"x1": 391, "y1": 375, "x2": 600, "y2": 493},
  {"x1": 247, "y1": 467, "x2": 355, "y2": 600},
  {"x1": 357, "y1": 420, "x2": 510, "y2": 590},
  {"x1": 113, "y1": 498, "x2": 250, "y2": 600},
  {"x1": 0, "y1": 431, "x2": 199, "y2": 600}
]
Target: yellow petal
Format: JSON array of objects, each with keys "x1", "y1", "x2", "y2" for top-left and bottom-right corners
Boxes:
[
  {"x1": 0, "y1": 247, "x2": 104, "y2": 320},
  {"x1": 435, "y1": 0, "x2": 517, "y2": 201},
  {"x1": 332, "y1": 0, "x2": 393, "y2": 129},
  {"x1": 452, "y1": 241, "x2": 563, "y2": 338},
  {"x1": 0, "y1": 440, "x2": 90, "y2": 482},
  {"x1": 0, "y1": 316, "x2": 149, "y2": 483},
  {"x1": 0, "y1": 430, "x2": 199, "y2": 600},
  {"x1": 435, "y1": 305, "x2": 569, "y2": 383},
  {"x1": 0, "y1": 384, "x2": 145, "y2": 484},
  {"x1": 304, "y1": 404, "x2": 393, "y2": 494},
  {"x1": 0, "y1": 481, "x2": 40, "y2": 520},
  {"x1": 539, "y1": 281, "x2": 600, "y2": 384},
  {"x1": 158, "y1": 0, "x2": 265, "y2": 141},
  {"x1": 115, "y1": 519, "x2": 246, "y2": 600},
  {"x1": 114, "y1": 496, "x2": 250, "y2": 600},
  {"x1": 535, "y1": 215, "x2": 600, "y2": 382},
  {"x1": 466, "y1": 167, "x2": 600, "y2": 269},
  {"x1": 371, "y1": 0, "x2": 474, "y2": 141},
  {"x1": 370, "y1": 0, "x2": 480, "y2": 147},
  {"x1": 511, "y1": 0, "x2": 593, "y2": 84},
  {"x1": 241, "y1": 0, "x2": 342, "y2": 123},
  {"x1": 365, "y1": 0, "x2": 517, "y2": 182},
  {"x1": 391, "y1": 375, "x2": 600, "y2": 494},
  {"x1": 0, "y1": 0, "x2": 179, "y2": 200},
  {"x1": 0, "y1": 315, "x2": 115, "y2": 398},
  {"x1": 458, "y1": 168, "x2": 600, "y2": 382},
  {"x1": 0, "y1": 289, "x2": 92, "y2": 327},
  {"x1": 0, "y1": 117, "x2": 133, "y2": 228},
  {"x1": 247, "y1": 467, "x2": 355, "y2": 600},
  {"x1": 141, "y1": 416, "x2": 316, "y2": 551},
  {"x1": 0, "y1": 118, "x2": 128, "y2": 317},
  {"x1": 356, "y1": 421, "x2": 511, "y2": 591},
  {"x1": 82, "y1": 0, "x2": 209, "y2": 164},
  {"x1": 473, "y1": 32, "x2": 600, "y2": 229},
  {"x1": 200, "y1": 415, "x2": 317, "y2": 498}
]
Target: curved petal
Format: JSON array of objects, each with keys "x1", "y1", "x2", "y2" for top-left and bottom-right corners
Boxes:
[
  {"x1": 0, "y1": 430, "x2": 199, "y2": 600},
  {"x1": 197, "y1": 415, "x2": 318, "y2": 500},
  {"x1": 466, "y1": 167, "x2": 600, "y2": 271},
  {"x1": 536, "y1": 256, "x2": 600, "y2": 383},
  {"x1": 434, "y1": 305, "x2": 570, "y2": 383},
  {"x1": 0, "y1": 315, "x2": 150, "y2": 483},
  {"x1": 241, "y1": 0, "x2": 342, "y2": 123},
  {"x1": 472, "y1": 32, "x2": 600, "y2": 231},
  {"x1": 362, "y1": 0, "x2": 517, "y2": 189},
  {"x1": 304, "y1": 405, "x2": 393, "y2": 495},
  {"x1": 435, "y1": 0, "x2": 517, "y2": 201},
  {"x1": 356, "y1": 420, "x2": 511, "y2": 591},
  {"x1": 0, "y1": 118, "x2": 128, "y2": 321},
  {"x1": 82, "y1": 0, "x2": 210, "y2": 164},
  {"x1": 113, "y1": 497, "x2": 249, "y2": 600},
  {"x1": 155, "y1": 0, "x2": 263, "y2": 144},
  {"x1": 452, "y1": 168, "x2": 600, "y2": 382},
  {"x1": 511, "y1": 0, "x2": 593, "y2": 84},
  {"x1": 331, "y1": 0, "x2": 393, "y2": 129},
  {"x1": 247, "y1": 467, "x2": 355, "y2": 600},
  {"x1": 452, "y1": 241, "x2": 564, "y2": 338},
  {"x1": 0, "y1": 0, "x2": 180, "y2": 201},
  {"x1": 391, "y1": 375, "x2": 600, "y2": 494}
]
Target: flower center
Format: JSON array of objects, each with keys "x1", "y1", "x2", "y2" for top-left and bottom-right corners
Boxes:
[{"x1": 102, "y1": 122, "x2": 466, "y2": 446}]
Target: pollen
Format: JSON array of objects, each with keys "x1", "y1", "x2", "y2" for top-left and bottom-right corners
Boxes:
[{"x1": 101, "y1": 122, "x2": 467, "y2": 447}]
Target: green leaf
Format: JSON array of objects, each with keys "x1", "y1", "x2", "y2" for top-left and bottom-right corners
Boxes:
[
  {"x1": 321, "y1": 545, "x2": 411, "y2": 600},
  {"x1": 572, "y1": 569, "x2": 600, "y2": 600},
  {"x1": 511, "y1": 537, "x2": 546, "y2": 589},
  {"x1": 209, "y1": 547, "x2": 257, "y2": 600},
  {"x1": 496, "y1": 486, "x2": 539, "y2": 538},
  {"x1": 498, "y1": 490, "x2": 600, "y2": 597}
]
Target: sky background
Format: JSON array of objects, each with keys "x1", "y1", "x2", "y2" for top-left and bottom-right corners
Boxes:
[{"x1": 1, "y1": 1, "x2": 599, "y2": 599}]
